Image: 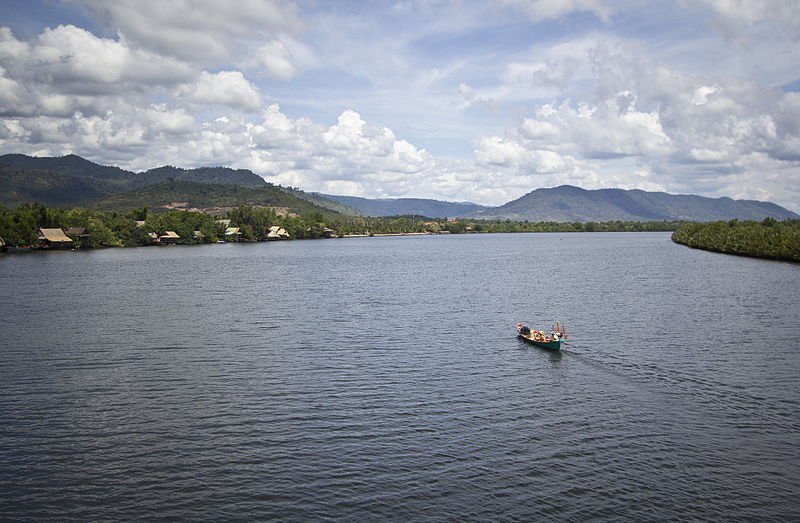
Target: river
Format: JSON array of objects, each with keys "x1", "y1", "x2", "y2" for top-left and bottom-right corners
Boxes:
[{"x1": 2, "y1": 232, "x2": 799, "y2": 520}]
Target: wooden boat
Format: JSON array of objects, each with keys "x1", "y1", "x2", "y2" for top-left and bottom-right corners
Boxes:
[{"x1": 516, "y1": 322, "x2": 567, "y2": 351}]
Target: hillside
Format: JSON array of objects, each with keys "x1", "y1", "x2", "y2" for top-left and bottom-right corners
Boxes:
[
  {"x1": 0, "y1": 153, "x2": 133, "y2": 181},
  {"x1": 0, "y1": 154, "x2": 273, "y2": 199},
  {"x1": 80, "y1": 179, "x2": 337, "y2": 216},
  {"x1": 463, "y1": 186, "x2": 799, "y2": 222},
  {"x1": 0, "y1": 165, "x2": 125, "y2": 207},
  {"x1": 321, "y1": 194, "x2": 485, "y2": 218},
  {"x1": 282, "y1": 188, "x2": 365, "y2": 216},
  {"x1": 133, "y1": 165, "x2": 268, "y2": 189},
  {"x1": 2, "y1": 154, "x2": 797, "y2": 222}
]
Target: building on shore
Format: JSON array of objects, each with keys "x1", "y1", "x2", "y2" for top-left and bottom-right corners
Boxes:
[
  {"x1": 224, "y1": 227, "x2": 241, "y2": 242},
  {"x1": 267, "y1": 226, "x2": 290, "y2": 240},
  {"x1": 38, "y1": 228, "x2": 73, "y2": 249},
  {"x1": 65, "y1": 227, "x2": 90, "y2": 247},
  {"x1": 159, "y1": 231, "x2": 180, "y2": 245}
]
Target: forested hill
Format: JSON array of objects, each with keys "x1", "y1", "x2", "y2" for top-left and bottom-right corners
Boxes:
[
  {"x1": 2, "y1": 154, "x2": 797, "y2": 222},
  {"x1": 0, "y1": 153, "x2": 133, "y2": 181},
  {"x1": 82, "y1": 180, "x2": 336, "y2": 216},
  {"x1": 461, "y1": 185, "x2": 799, "y2": 222},
  {"x1": 320, "y1": 194, "x2": 486, "y2": 218},
  {"x1": 0, "y1": 154, "x2": 273, "y2": 208},
  {"x1": 0, "y1": 164, "x2": 125, "y2": 207},
  {"x1": 133, "y1": 166, "x2": 267, "y2": 189}
]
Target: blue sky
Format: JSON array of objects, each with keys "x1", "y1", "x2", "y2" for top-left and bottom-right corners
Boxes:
[{"x1": 1, "y1": 0, "x2": 799, "y2": 210}]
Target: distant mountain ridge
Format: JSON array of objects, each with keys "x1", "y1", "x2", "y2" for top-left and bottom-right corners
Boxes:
[
  {"x1": 320, "y1": 194, "x2": 486, "y2": 218},
  {"x1": 1, "y1": 154, "x2": 797, "y2": 221},
  {"x1": 460, "y1": 185, "x2": 798, "y2": 222}
]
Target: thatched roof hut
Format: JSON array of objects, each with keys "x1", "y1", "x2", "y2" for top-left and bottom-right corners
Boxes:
[{"x1": 38, "y1": 228, "x2": 73, "y2": 248}]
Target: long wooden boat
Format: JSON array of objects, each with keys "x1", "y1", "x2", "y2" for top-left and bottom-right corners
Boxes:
[{"x1": 516, "y1": 323, "x2": 566, "y2": 351}]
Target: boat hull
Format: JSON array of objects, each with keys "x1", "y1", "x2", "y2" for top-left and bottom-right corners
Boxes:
[{"x1": 517, "y1": 334, "x2": 562, "y2": 351}]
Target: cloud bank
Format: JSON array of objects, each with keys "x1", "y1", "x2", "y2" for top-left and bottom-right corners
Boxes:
[{"x1": 0, "y1": 0, "x2": 798, "y2": 211}]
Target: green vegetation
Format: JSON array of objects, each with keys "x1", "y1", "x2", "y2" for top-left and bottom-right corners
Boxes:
[
  {"x1": 0, "y1": 200, "x2": 686, "y2": 251},
  {"x1": 0, "y1": 202, "x2": 329, "y2": 248},
  {"x1": 328, "y1": 216, "x2": 684, "y2": 236},
  {"x1": 672, "y1": 218, "x2": 800, "y2": 262},
  {"x1": 82, "y1": 180, "x2": 339, "y2": 216},
  {"x1": 0, "y1": 165, "x2": 127, "y2": 207}
]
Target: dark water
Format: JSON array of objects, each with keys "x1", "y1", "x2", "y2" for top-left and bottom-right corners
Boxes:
[{"x1": 2, "y1": 233, "x2": 799, "y2": 521}]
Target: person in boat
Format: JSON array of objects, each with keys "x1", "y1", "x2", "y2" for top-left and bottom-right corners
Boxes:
[{"x1": 517, "y1": 323, "x2": 532, "y2": 336}]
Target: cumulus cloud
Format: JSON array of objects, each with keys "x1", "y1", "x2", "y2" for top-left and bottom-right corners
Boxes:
[
  {"x1": 1, "y1": 1, "x2": 799, "y2": 211},
  {"x1": 68, "y1": 0, "x2": 305, "y2": 77},
  {"x1": 0, "y1": 25, "x2": 194, "y2": 117},
  {"x1": 176, "y1": 71, "x2": 263, "y2": 112},
  {"x1": 250, "y1": 39, "x2": 298, "y2": 81},
  {"x1": 472, "y1": 41, "x2": 800, "y2": 206}
]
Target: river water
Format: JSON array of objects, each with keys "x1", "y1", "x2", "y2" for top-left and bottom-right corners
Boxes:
[{"x1": 2, "y1": 232, "x2": 799, "y2": 521}]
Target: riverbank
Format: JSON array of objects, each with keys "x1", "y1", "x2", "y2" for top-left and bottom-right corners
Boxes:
[
  {"x1": 671, "y1": 219, "x2": 800, "y2": 262},
  {"x1": 2, "y1": 202, "x2": 689, "y2": 251}
]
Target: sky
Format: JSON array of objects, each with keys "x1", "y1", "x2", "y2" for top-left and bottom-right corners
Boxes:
[{"x1": 1, "y1": 0, "x2": 799, "y2": 211}]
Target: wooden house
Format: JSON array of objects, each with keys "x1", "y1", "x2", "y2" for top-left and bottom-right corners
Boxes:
[
  {"x1": 65, "y1": 227, "x2": 90, "y2": 247},
  {"x1": 159, "y1": 231, "x2": 180, "y2": 245}
]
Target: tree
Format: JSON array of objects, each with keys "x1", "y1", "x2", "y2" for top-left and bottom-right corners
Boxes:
[{"x1": 87, "y1": 218, "x2": 122, "y2": 248}]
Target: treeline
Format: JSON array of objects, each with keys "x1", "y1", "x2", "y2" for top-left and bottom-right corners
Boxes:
[
  {"x1": 327, "y1": 216, "x2": 684, "y2": 235},
  {"x1": 1, "y1": 201, "x2": 687, "y2": 250},
  {"x1": 671, "y1": 218, "x2": 800, "y2": 262},
  {"x1": 0, "y1": 203, "x2": 328, "y2": 248},
  {"x1": 457, "y1": 219, "x2": 683, "y2": 234}
]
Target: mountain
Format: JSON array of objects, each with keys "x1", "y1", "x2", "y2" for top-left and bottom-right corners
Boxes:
[
  {"x1": 0, "y1": 154, "x2": 364, "y2": 215},
  {"x1": 133, "y1": 165, "x2": 268, "y2": 189},
  {"x1": 0, "y1": 154, "x2": 270, "y2": 193},
  {"x1": 0, "y1": 153, "x2": 133, "y2": 182},
  {"x1": 2, "y1": 154, "x2": 797, "y2": 221},
  {"x1": 280, "y1": 188, "x2": 364, "y2": 216},
  {"x1": 0, "y1": 165, "x2": 125, "y2": 207},
  {"x1": 320, "y1": 194, "x2": 486, "y2": 218},
  {"x1": 462, "y1": 185, "x2": 799, "y2": 222},
  {"x1": 81, "y1": 180, "x2": 336, "y2": 215}
]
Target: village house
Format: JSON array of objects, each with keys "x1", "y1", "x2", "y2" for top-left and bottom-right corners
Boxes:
[
  {"x1": 65, "y1": 227, "x2": 90, "y2": 247},
  {"x1": 159, "y1": 231, "x2": 180, "y2": 245},
  {"x1": 267, "y1": 226, "x2": 290, "y2": 240},
  {"x1": 38, "y1": 228, "x2": 73, "y2": 249},
  {"x1": 224, "y1": 227, "x2": 241, "y2": 242}
]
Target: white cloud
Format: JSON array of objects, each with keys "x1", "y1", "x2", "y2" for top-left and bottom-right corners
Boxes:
[
  {"x1": 68, "y1": 0, "x2": 305, "y2": 74},
  {"x1": 469, "y1": 40, "x2": 800, "y2": 207},
  {"x1": 1, "y1": 1, "x2": 799, "y2": 212},
  {"x1": 31, "y1": 25, "x2": 191, "y2": 93},
  {"x1": 250, "y1": 39, "x2": 299, "y2": 81},
  {"x1": 0, "y1": 25, "x2": 193, "y2": 117},
  {"x1": 176, "y1": 71, "x2": 263, "y2": 112}
]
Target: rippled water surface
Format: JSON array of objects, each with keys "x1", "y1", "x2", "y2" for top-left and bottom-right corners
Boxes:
[{"x1": 2, "y1": 233, "x2": 799, "y2": 521}]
